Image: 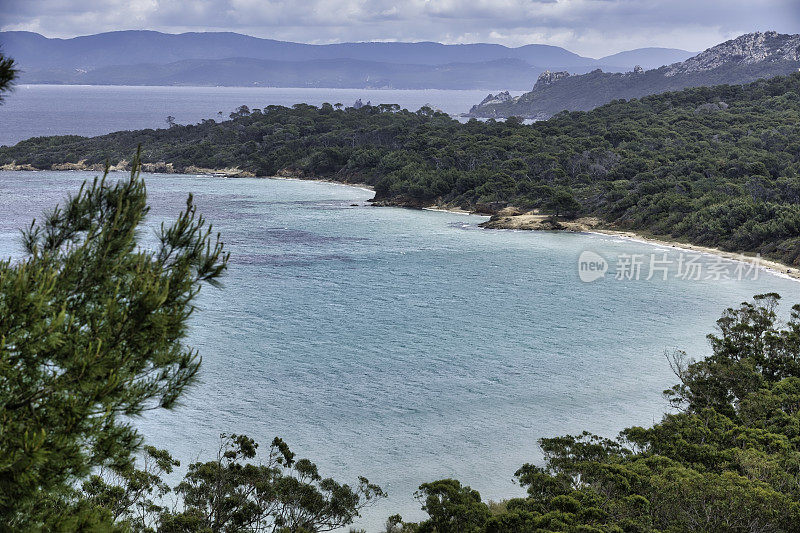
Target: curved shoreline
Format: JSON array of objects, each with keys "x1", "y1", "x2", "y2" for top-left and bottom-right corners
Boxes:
[
  {"x1": 324, "y1": 178, "x2": 800, "y2": 282},
  {"x1": 5, "y1": 166, "x2": 798, "y2": 282},
  {"x1": 587, "y1": 229, "x2": 800, "y2": 282},
  {"x1": 0, "y1": 160, "x2": 257, "y2": 177},
  {"x1": 369, "y1": 196, "x2": 800, "y2": 283}
]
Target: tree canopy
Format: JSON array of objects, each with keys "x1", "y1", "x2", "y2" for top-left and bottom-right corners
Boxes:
[
  {"x1": 82, "y1": 433, "x2": 385, "y2": 532},
  {"x1": 0, "y1": 52, "x2": 17, "y2": 102},
  {"x1": 0, "y1": 155, "x2": 382, "y2": 531}
]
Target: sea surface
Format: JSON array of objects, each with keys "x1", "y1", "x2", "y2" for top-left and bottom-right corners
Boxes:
[
  {"x1": 0, "y1": 85, "x2": 516, "y2": 147},
  {"x1": 1, "y1": 171, "x2": 799, "y2": 530}
]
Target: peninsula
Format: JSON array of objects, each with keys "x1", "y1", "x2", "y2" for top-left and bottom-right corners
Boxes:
[{"x1": 3, "y1": 73, "x2": 800, "y2": 268}]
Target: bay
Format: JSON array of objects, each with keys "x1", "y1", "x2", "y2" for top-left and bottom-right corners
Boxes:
[{"x1": 1, "y1": 170, "x2": 797, "y2": 530}]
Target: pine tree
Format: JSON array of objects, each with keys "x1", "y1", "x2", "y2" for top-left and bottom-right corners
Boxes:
[
  {"x1": 0, "y1": 52, "x2": 16, "y2": 101},
  {"x1": 0, "y1": 153, "x2": 228, "y2": 528}
]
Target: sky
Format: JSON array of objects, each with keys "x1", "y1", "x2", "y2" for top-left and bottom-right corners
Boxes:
[{"x1": 0, "y1": 0, "x2": 798, "y2": 57}]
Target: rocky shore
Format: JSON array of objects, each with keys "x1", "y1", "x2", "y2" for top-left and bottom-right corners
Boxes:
[
  {"x1": 0, "y1": 159, "x2": 255, "y2": 177},
  {"x1": 478, "y1": 207, "x2": 604, "y2": 232}
]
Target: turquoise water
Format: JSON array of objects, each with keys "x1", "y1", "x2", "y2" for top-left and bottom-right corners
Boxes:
[
  {"x1": 0, "y1": 85, "x2": 514, "y2": 147},
  {"x1": 1, "y1": 170, "x2": 799, "y2": 530}
]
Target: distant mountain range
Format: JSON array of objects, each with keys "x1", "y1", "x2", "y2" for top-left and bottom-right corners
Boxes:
[
  {"x1": 0, "y1": 30, "x2": 694, "y2": 90},
  {"x1": 468, "y1": 31, "x2": 800, "y2": 118}
]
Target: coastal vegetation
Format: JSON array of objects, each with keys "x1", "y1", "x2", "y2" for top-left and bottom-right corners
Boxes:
[
  {"x1": 388, "y1": 293, "x2": 800, "y2": 532},
  {"x1": 3, "y1": 157, "x2": 800, "y2": 533},
  {"x1": 4, "y1": 73, "x2": 800, "y2": 265}
]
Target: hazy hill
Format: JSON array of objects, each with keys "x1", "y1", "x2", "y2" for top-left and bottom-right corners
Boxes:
[
  {"x1": 468, "y1": 31, "x2": 800, "y2": 118},
  {"x1": 35, "y1": 57, "x2": 551, "y2": 90},
  {"x1": 598, "y1": 47, "x2": 695, "y2": 69},
  {"x1": 0, "y1": 30, "x2": 691, "y2": 90},
  {"x1": 0, "y1": 30, "x2": 589, "y2": 69}
]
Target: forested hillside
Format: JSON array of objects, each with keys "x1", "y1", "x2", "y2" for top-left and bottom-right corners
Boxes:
[
  {"x1": 3, "y1": 73, "x2": 800, "y2": 264},
  {"x1": 468, "y1": 58, "x2": 799, "y2": 119}
]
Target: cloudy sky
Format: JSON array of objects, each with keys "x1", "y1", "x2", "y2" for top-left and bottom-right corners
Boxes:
[{"x1": 1, "y1": 0, "x2": 798, "y2": 57}]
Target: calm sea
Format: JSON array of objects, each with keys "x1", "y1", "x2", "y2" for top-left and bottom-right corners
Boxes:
[
  {"x1": 0, "y1": 85, "x2": 514, "y2": 147},
  {"x1": 1, "y1": 170, "x2": 798, "y2": 530}
]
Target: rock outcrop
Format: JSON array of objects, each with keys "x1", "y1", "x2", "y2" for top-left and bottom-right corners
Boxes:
[
  {"x1": 664, "y1": 31, "x2": 800, "y2": 77},
  {"x1": 477, "y1": 91, "x2": 515, "y2": 106},
  {"x1": 533, "y1": 70, "x2": 571, "y2": 89},
  {"x1": 479, "y1": 209, "x2": 604, "y2": 232}
]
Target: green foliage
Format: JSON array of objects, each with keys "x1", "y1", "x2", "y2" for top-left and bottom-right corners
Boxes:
[
  {"x1": 6, "y1": 74, "x2": 800, "y2": 263},
  {"x1": 544, "y1": 187, "x2": 582, "y2": 219},
  {"x1": 83, "y1": 433, "x2": 384, "y2": 533},
  {"x1": 166, "y1": 433, "x2": 384, "y2": 532},
  {"x1": 413, "y1": 479, "x2": 490, "y2": 533},
  {"x1": 81, "y1": 445, "x2": 179, "y2": 532},
  {"x1": 0, "y1": 160, "x2": 381, "y2": 532},
  {"x1": 0, "y1": 52, "x2": 16, "y2": 101},
  {"x1": 396, "y1": 294, "x2": 800, "y2": 532},
  {"x1": 0, "y1": 154, "x2": 228, "y2": 529}
]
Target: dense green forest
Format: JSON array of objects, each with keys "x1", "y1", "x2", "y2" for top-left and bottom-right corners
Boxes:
[{"x1": 4, "y1": 73, "x2": 800, "y2": 264}]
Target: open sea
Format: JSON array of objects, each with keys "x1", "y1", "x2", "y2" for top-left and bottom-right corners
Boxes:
[
  {"x1": 1, "y1": 170, "x2": 798, "y2": 530},
  {"x1": 0, "y1": 84, "x2": 518, "y2": 147}
]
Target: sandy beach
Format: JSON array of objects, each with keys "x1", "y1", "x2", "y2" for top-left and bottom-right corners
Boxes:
[
  {"x1": 474, "y1": 208, "x2": 800, "y2": 282},
  {"x1": 278, "y1": 180, "x2": 800, "y2": 283},
  {"x1": 589, "y1": 229, "x2": 800, "y2": 282}
]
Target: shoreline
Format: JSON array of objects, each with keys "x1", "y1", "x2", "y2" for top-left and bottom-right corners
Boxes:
[
  {"x1": 5, "y1": 166, "x2": 798, "y2": 282},
  {"x1": 472, "y1": 209, "x2": 800, "y2": 282},
  {"x1": 588, "y1": 229, "x2": 800, "y2": 282},
  {"x1": 0, "y1": 160, "x2": 257, "y2": 177},
  {"x1": 271, "y1": 175, "x2": 375, "y2": 194},
  {"x1": 387, "y1": 203, "x2": 800, "y2": 282}
]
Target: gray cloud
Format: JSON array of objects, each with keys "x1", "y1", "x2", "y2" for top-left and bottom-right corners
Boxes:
[{"x1": 1, "y1": 0, "x2": 798, "y2": 57}]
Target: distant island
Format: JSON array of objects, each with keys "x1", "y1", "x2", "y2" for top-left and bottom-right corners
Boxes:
[
  {"x1": 0, "y1": 30, "x2": 692, "y2": 90},
  {"x1": 468, "y1": 31, "x2": 800, "y2": 118},
  {"x1": 3, "y1": 72, "x2": 800, "y2": 267}
]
